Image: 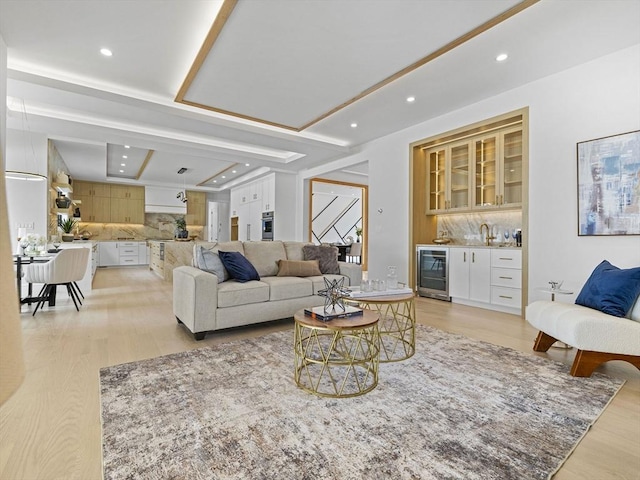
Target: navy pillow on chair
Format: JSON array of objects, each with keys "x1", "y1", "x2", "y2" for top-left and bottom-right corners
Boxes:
[
  {"x1": 575, "y1": 260, "x2": 640, "y2": 317},
  {"x1": 218, "y1": 251, "x2": 260, "y2": 283}
]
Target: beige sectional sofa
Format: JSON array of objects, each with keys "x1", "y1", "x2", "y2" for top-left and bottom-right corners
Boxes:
[{"x1": 173, "y1": 240, "x2": 362, "y2": 340}]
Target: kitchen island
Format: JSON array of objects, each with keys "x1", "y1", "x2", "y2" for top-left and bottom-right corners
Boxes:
[{"x1": 148, "y1": 240, "x2": 195, "y2": 282}]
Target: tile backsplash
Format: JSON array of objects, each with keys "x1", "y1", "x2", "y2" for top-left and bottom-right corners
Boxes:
[
  {"x1": 77, "y1": 213, "x2": 204, "y2": 241},
  {"x1": 437, "y1": 211, "x2": 522, "y2": 245}
]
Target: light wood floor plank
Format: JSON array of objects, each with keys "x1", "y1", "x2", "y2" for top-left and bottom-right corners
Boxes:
[{"x1": 0, "y1": 267, "x2": 638, "y2": 479}]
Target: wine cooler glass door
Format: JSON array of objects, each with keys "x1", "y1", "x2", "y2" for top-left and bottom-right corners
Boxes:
[{"x1": 416, "y1": 247, "x2": 450, "y2": 301}]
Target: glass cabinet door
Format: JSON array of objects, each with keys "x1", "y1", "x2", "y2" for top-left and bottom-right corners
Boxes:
[
  {"x1": 474, "y1": 136, "x2": 497, "y2": 208},
  {"x1": 427, "y1": 148, "x2": 447, "y2": 212},
  {"x1": 448, "y1": 142, "x2": 470, "y2": 210},
  {"x1": 501, "y1": 128, "x2": 523, "y2": 206}
]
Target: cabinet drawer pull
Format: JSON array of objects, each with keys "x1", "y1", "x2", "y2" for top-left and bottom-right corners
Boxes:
[
  {"x1": 499, "y1": 257, "x2": 513, "y2": 260},
  {"x1": 499, "y1": 295, "x2": 513, "y2": 299},
  {"x1": 499, "y1": 276, "x2": 512, "y2": 280}
]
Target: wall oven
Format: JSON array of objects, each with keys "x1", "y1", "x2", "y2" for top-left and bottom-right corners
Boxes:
[
  {"x1": 416, "y1": 246, "x2": 450, "y2": 301},
  {"x1": 261, "y1": 211, "x2": 274, "y2": 241}
]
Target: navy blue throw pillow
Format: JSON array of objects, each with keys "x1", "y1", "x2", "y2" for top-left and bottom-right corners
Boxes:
[
  {"x1": 575, "y1": 260, "x2": 640, "y2": 317},
  {"x1": 217, "y1": 251, "x2": 260, "y2": 283}
]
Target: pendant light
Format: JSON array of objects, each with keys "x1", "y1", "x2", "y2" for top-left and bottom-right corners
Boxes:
[
  {"x1": 176, "y1": 167, "x2": 188, "y2": 203},
  {"x1": 5, "y1": 99, "x2": 47, "y2": 182}
]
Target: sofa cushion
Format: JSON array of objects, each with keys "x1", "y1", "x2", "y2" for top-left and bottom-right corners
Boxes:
[
  {"x1": 243, "y1": 241, "x2": 286, "y2": 277},
  {"x1": 309, "y1": 274, "x2": 350, "y2": 294},
  {"x1": 218, "y1": 251, "x2": 260, "y2": 283},
  {"x1": 284, "y1": 241, "x2": 312, "y2": 261},
  {"x1": 217, "y1": 280, "x2": 269, "y2": 308},
  {"x1": 302, "y1": 245, "x2": 340, "y2": 274},
  {"x1": 260, "y1": 276, "x2": 314, "y2": 301},
  {"x1": 193, "y1": 245, "x2": 228, "y2": 283},
  {"x1": 526, "y1": 300, "x2": 640, "y2": 356},
  {"x1": 277, "y1": 259, "x2": 322, "y2": 277},
  {"x1": 575, "y1": 260, "x2": 640, "y2": 317}
]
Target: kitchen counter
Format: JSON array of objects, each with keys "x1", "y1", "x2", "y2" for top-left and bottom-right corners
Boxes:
[{"x1": 417, "y1": 243, "x2": 521, "y2": 249}]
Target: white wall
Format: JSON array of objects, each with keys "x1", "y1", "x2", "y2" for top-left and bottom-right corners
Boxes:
[
  {"x1": 302, "y1": 44, "x2": 640, "y2": 297},
  {"x1": 5, "y1": 128, "x2": 49, "y2": 252}
]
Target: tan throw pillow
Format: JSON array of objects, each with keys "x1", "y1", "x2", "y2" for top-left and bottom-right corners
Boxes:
[{"x1": 277, "y1": 259, "x2": 322, "y2": 277}]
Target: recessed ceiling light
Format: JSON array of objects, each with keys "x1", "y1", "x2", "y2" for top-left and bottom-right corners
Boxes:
[
  {"x1": 496, "y1": 53, "x2": 508, "y2": 62},
  {"x1": 100, "y1": 48, "x2": 113, "y2": 57},
  {"x1": 122, "y1": 155, "x2": 127, "y2": 159},
  {"x1": 350, "y1": 123, "x2": 358, "y2": 128},
  {"x1": 213, "y1": 180, "x2": 217, "y2": 183},
  {"x1": 124, "y1": 145, "x2": 130, "y2": 149},
  {"x1": 222, "y1": 176, "x2": 226, "y2": 179},
  {"x1": 120, "y1": 163, "x2": 126, "y2": 167},
  {"x1": 245, "y1": 163, "x2": 250, "y2": 166},
  {"x1": 406, "y1": 96, "x2": 416, "y2": 103},
  {"x1": 232, "y1": 170, "x2": 237, "y2": 174},
  {"x1": 119, "y1": 169, "x2": 124, "y2": 173}
]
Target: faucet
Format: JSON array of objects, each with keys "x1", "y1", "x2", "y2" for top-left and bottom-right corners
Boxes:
[{"x1": 479, "y1": 223, "x2": 495, "y2": 246}]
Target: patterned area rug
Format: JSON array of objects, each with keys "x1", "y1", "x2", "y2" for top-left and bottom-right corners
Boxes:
[{"x1": 100, "y1": 325, "x2": 624, "y2": 480}]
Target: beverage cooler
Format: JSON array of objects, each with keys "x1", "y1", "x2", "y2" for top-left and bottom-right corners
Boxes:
[{"x1": 416, "y1": 246, "x2": 450, "y2": 301}]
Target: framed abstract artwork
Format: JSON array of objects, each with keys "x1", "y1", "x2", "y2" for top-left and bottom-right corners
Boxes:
[{"x1": 577, "y1": 130, "x2": 640, "y2": 236}]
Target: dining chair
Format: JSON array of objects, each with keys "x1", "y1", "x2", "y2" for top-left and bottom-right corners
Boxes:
[
  {"x1": 22, "y1": 248, "x2": 90, "y2": 316},
  {"x1": 346, "y1": 242, "x2": 362, "y2": 264}
]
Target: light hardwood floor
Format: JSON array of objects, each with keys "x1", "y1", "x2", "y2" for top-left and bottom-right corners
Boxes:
[{"x1": 1, "y1": 267, "x2": 638, "y2": 480}]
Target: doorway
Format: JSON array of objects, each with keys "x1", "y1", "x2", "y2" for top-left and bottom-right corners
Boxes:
[{"x1": 309, "y1": 178, "x2": 368, "y2": 269}]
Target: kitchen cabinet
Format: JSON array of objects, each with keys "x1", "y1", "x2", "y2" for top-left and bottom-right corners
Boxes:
[
  {"x1": 426, "y1": 141, "x2": 471, "y2": 213},
  {"x1": 149, "y1": 241, "x2": 164, "y2": 278},
  {"x1": 118, "y1": 242, "x2": 139, "y2": 265},
  {"x1": 139, "y1": 243, "x2": 150, "y2": 265},
  {"x1": 99, "y1": 241, "x2": 148, "y2": 266},
  {"x1": 473, "y1": 127, "x2": 523, "y2": 209},
  {"x1": 110, "y1": 185, "x2": 144, "y2": 200},
  {"x1": 74, "y1": 181, "x2": 144, "y2": 224},
  {"x1": 74, "y1": 180, "x2": 111, "y2": 222},
  {"x1": 499, "y1": 127, "x2": 523, "y2": 207},
  {"x1": 186, "y1": 190, "x2": 206, "y2": 226},
  {"x1": 110, "y1": 197, "x2": 144, "y2": 224},
  {"x1": 425, "y1": 125, "x2": 522, "y2": 213},
  {"x1": 73, "y1": 180, "x2": 110, "y2": 197},
  {"x1": 99, "y1": 242, "x2": 119, "y2": 266},
  {"x1": 75, "y1": 194, "x2": 111, "y2": 222},
  {"x1": 490, "y1": 248, "x2": 522, "y2": 311},
  {"x1": 262, "y1": 174, "x2": 275, "y2": 211},
  {"x1": 449, "y1": 247, "x2": 491, "y2": 302}
]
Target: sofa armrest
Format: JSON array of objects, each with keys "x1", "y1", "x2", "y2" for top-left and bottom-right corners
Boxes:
[
  {"x1": 338, "y1": 261, "x2": 362, "y2": 287},
  {"x1": 173, "y1": 266, "x2": 219, "y2": 335}
]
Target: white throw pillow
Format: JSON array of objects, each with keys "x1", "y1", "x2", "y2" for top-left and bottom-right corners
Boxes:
[{"x1": 195, "y1": 246, "x2": 229, "y2": 283}]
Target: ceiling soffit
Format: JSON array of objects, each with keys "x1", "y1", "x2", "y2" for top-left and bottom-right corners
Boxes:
[{"x1": 175, "y1": 0, "x2": 537, "y2": 132}]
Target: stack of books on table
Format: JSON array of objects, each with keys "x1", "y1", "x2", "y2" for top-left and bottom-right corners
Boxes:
[
  {"x1": 304, "y1": 305, "x2": 363, "y2": 321},
  {"x1": 347, "y1": 287, "x2": 413, "y2": 299}
]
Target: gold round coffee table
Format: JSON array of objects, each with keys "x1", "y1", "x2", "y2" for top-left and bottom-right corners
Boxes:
[
  {"x1": 293, "y1": 309, "x2": 380, "y2": 398},
  {"x1": 344, "y1": 292, "x2": 416, "y2": 362}
]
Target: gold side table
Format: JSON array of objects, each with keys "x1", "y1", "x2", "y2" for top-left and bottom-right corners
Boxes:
[
  {"x1": 293, "y1": 309, "x2": 380, "y2": 398},
  {"x1": 345, "y1": 291, "x2": 416, "y2": 362}
]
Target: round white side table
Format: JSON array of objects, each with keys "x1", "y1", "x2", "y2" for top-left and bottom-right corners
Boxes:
[
  {"x1": 535, "y1": 287, "x2": 574, "y2": 302},
  {"x1": 535, "y1": 287, "x2": 574, "y2": 349}
]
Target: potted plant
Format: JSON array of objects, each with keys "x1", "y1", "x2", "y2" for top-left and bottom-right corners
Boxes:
[
  {"x1": 355, "y1": 227, "x2": 363, "y2": 242},
  {"x1": 175, "y1": 216, "x2": 188, "y2": 239},
  {"x1": 60, "y1": 218, "x2": 78, "y2": 242}
]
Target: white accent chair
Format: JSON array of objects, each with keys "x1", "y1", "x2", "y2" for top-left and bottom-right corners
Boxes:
[
  {"x1": 526, "y1": 298, "x2": 640, "y2": 376},
  {"x1": 23, "y1": 248, "x2": 90, "y2": 316}
]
